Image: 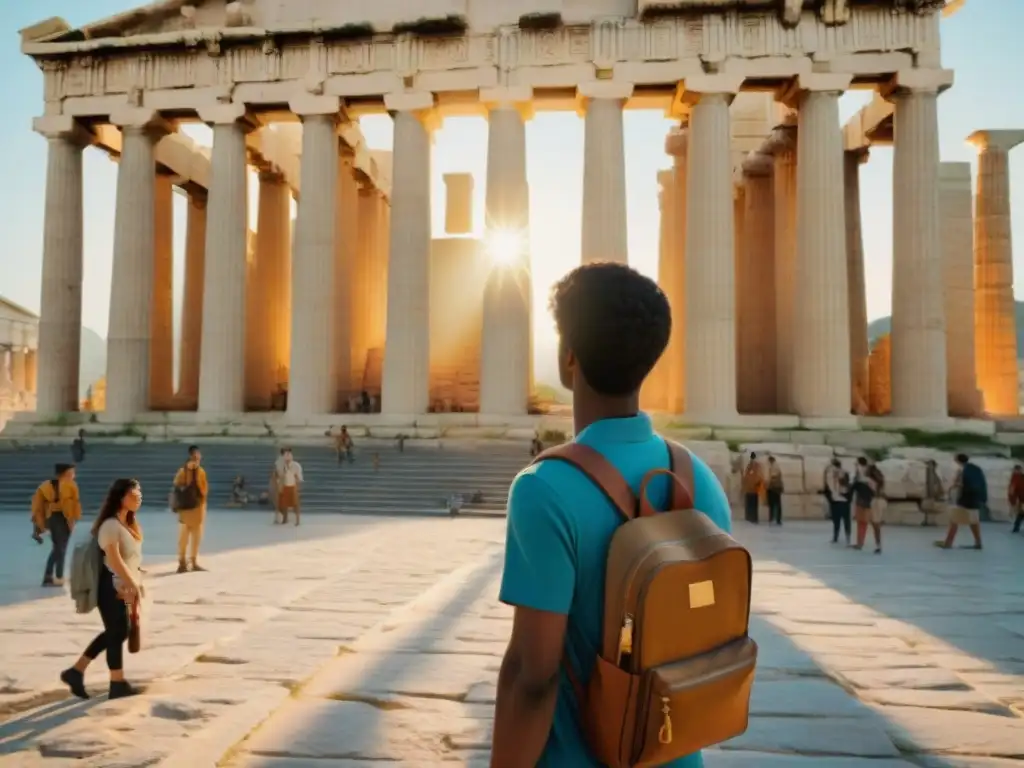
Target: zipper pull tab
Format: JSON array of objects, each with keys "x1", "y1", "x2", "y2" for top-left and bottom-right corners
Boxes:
[
  {"x1": 658, "y1": 696, "x2": 673, "y2": 745},
  {"x1": 617, "y1": 615, "x2": 634, "y2": 667}
]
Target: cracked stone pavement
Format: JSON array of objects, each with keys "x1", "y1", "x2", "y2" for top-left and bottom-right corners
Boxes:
[{"x1": 0, "y1": 516, "x2": 1022, "y2": 767}]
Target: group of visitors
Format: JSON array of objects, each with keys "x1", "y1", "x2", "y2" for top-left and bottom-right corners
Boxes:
[
  {"x1": 822, "y1": 457, "x2": 885, "y2": 552},
  {"x1": 740, "y1": 453, "x2": 785, "y2": 525}
]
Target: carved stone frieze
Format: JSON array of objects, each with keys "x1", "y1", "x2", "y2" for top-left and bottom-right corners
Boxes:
[{"x1": 32, "y1": 7, "x2": 941, "y2": 111}]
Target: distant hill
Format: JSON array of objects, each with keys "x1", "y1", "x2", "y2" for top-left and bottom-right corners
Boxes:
[
  {"x1": 80, "y1": 327, "x2": 106, "y2": 399},
  {"x1": 867, "y1": 301, "x2": 1024, "y2": 358}
]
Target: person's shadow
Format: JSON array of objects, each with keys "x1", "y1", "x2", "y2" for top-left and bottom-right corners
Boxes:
[{"x1": 0, "y1": 694, "x2": 105, "y2": 755}]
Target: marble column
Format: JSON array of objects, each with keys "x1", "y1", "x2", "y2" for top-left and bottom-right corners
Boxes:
[
  {"x1": 444, "y1": 173, "x2": 474, "y2": 235},
  {"x1": 371, "y1": 191, "x2": 391, "y2": 353},
  {"x1": 32, "y1": 116, "x2": 91, "y2": 415},
  {"x1": 939, "y1": 162, "x2": 981, "y2": 417},
  {"x1": 891, "y1": 84, "x2": 948, "y2": 419},
  {"x1": 844, "y1": 149, "x2": 870, "y2": 414},
  {"x1": 792, "y1": 76, "x2": 852, "y2": 419},
  {"x1": 480, "y1": 99, "x2": 532, "y2": 416},
  {"x1": 768, "y1": 125, "x2": 797, "y2": 414},
  {"x1": 737, "y1": 152, "x2": 776, "y2": 414},
  {"x1": 381, "y1": 101, "x2": 435, "y2": 416},
  {"x1": 150, "y1": 172, "x2": 175, "y2": 410},
  {"x1": 352, "y1": 185, "x2": 380, "y2": 388},
  {"x1": 26, "y1": 350, "x2": 38, "y2": 394},
  {"x1": 106, "y1": 109, "x2": 169, "y2": 421},
  {"x1": 580, "y1": 82, "x2": 632, "y2": 264},
  {"x1": 642, "y1": 170, "x2": 676, "y2": 412},
  {"x1": 288, "y1": 96, "x2": 341, "y2": 418},
  {"x1": 177, "y1": 190, "x2": 207, "y2": 408},
  {"x1": 969, "y1": 129, "x2": 1024, "y2": 417},
  {"x1": 246, "y1": 169, "x2": 291, "y2": 410},
  {"x1": 196, "y1": 106, "x2": 251, "y2": 415},
  {"x1": 11, "y1": 349, "x2": 27, "y2": 394},
  {"x1": 335, "y1": 151, "x2": 360, "y2": 409},
  {"x1": 684, "y1": 77, "x2": 742, "y2": 421},
  {"x1": 666, "y1": 128, "x2": 688, "y2": 414}
]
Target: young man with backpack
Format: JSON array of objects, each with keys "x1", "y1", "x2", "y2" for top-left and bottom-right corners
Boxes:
[
  {"x1": 171, "y1": 445, "x2": 208, "y2": 572},
  {"x1": 936, "y1": 453, "x2": 986, "y2": 550},
  {"x1": 491, "y1": 263, "x2": 748, "y2": 768}
]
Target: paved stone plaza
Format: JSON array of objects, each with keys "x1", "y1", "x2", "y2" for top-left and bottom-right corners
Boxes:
[{"x1": 0, "y1": 514, "x2": 1022, "y2": 767}]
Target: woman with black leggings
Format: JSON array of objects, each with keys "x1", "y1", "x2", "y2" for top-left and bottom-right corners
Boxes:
[{"x1": 61, "y1": 478, "x2": 145, "y2": 700}]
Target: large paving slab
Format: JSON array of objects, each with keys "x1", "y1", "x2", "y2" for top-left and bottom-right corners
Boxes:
[{"x1": 2, "y1": 516, "x2": 1022, "y2": 766}]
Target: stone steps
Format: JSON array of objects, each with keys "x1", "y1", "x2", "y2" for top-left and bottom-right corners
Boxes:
[{"x1": 0, "y1": 443, "x2": 528, "y2": 514}]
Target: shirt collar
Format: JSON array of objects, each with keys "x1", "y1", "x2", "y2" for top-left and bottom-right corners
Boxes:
[{"x1": 575, "y1": 413, "x2": 654, "y2": 445}]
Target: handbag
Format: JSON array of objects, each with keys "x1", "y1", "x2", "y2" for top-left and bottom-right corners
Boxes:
[{"x1": 128, "y1": 597, "x2": 141, "y2": 654}]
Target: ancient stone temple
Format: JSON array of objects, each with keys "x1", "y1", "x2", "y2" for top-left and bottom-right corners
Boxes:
[
  {"x1": 17, "y1": 0, "x2": 1019, "y2": 430},
  {"x1": 0, "y1": 298, "x2": 39, "y2": 418}
]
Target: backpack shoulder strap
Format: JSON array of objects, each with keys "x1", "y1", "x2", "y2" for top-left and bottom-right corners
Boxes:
[
  {"x1": 665, "y1": 439, "x2": 695, "y2": 509},
  {"x1": 532, "y1": 443, "x2": 637, "y2": 522}
]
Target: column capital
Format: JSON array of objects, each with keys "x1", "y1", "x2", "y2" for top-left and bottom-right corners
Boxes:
[
  {"x1": 779, "y1": 73, "x2": 851, "y2": 108},
  {"x1": 480, "y1": 86, "x2": 534, "y2": 119},
  {"x1": 383, "y1": 90, "x2": 435, "y2": 112},
  {"x1": 257, "y1": 167, "x2": 286, "y2": 184},
  {"x1": 882, "y1": 68, "x2": 955, "y2": 100},
  {"x1": 32, "y1": 115, "x2": 94, "y2": 146},
  {"x1": 197, "y1": 102, "x2": 259, "y2": 132},
  {"x1": 846, "y1": 146, "x2": 870, "y2": 165},
  {"x1": 577, "y1": 81, "x2": 634, "y2": 102},
  {"x1": 677, "y1": 74, "x2": 743, "y2": 109},
  {"x1": 741, "y1": 151, "x2": 773, "y2": 177},
  {"x1": 967, "y1": 129, "x2": 1024, "y2": 154},
  {"x1": 665, "y1": 126, "x2": 688, "y2": 158},
  {"x1": 110, "y1": 107, "x2": 174, "y2": 137},
  {"x1": 763, "y1": 124, "x2": 797, "y2": 155},
  {"x1": 187, "y1": 187, "x2": 209, "y2": 209}
]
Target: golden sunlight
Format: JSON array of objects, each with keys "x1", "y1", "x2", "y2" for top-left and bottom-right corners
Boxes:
[{"x1": 485, "y1": 227, "x2": 528, "y2": 267}]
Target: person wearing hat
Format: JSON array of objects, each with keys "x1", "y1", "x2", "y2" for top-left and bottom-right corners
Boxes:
[{"x1": 31, "y1": 463, "x2": 82, "y2": 586}]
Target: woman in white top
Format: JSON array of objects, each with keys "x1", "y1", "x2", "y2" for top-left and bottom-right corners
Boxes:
[{"x1": 61, "y1": 478, "x2": 144, "y2": 700}]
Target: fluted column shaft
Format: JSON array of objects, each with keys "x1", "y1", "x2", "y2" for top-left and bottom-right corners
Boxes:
[
  {"x1": 685, "y1": 91, "x2": 737, "y2": 420},
  {"x1": 33, "y1": 118, "x2": 90, "y2": 415},
  {"x1": 382, "y1": 109, "x2": 433, "y2": 416},
  {"x1": 335, "y1": 152, "x2": 359, "y2": 409},
  {"x1": 581, "y1": 84, "x2": 631, "y2": 264},
  {"x1": 891, "y1": 89, "x2": 947, "y2": 419},
  {"x1": 793, "y1": 88, "x2": 851, "y2": 418},
  {"x1": 150, "y1": 172, "x2": 175, "y2": 410},
  {"x1": 970, "y1": 129, "x2": 1024, "y2": 416},
  {"x1": 289, "y1": 110, "x2": 340, "y2": 418},
  {"x1": 372, "y1": 193, "x2": 391, "y2": 353},
  {"x1": 106, "y1": 116, "x2": 166, "y2": 421},
  {"x1": 26, "y1": 350, "x2": 38, "y2": 394},
  {"x1": 667, "y1": 131, "x2": 688, "y2": 413},
  {"x1": 197, "y1": 111, "x2": 250, "y2": 414},
  {"x1": 844, "y1": 149, "x2": 870, "y2": 413},
  {"x1": 738, "y1": 155, "x2": 776, "y2": 414},
  {"x1": 642, "y1": 170, "x2": 675, "y2": 412},
  {"x1": 246, "y1": 171, "x2": 291, "y2": 409},
  {"x1": 11, "y1": 350, "x2": 27, "y2": 393},
  {"x1": 939, "y1": 163, "x2": 980, "y2": 416},
  {"x1": 771, "y1": 129, "x2": 797, "y2": 414},
  {"x1": 352, "y1": 186, "x2": 380, "y2": 389},
  {"x1": 480, "y1": 105, "x2": 532, "y2": 416},
  {"x1": 177, "y1": 191, "x2": 207, "y2": 408}
]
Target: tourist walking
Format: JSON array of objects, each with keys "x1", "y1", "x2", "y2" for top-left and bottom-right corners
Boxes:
[
  {"x1": 275, "y1": 448, "x2": 304, "y2": 526},
  {"x1": 852, "y1": 457, "x2": 884, "y2": 553},
  {"x1": 70, "y1": 429, "x2": 86, "y2": 464},
  {"x1": 936, "y1": 453, "x2": 986, "y2": 550},
  {"x1": 1008, "y1": 464, "x2": 1024, "y2": 533},
  {"x1": 491, "y1": 263, "x2": 736, "y2": 768},
  {"x1": 31, "y1": 463, "x2": 82, "y2": 587},
  {"x1": 741, "y1": 453, "x2": 764, "y2": 524},
  {"x1": 171, "y1": 445, "x2": 208, "y2": 573},
  {"x1": 824, "y1": 458, "x2": 852, "y2": 546},
  {"x1": 766, "y1": 455, "x2": 784, "y2": 525},
  {"x1": 60, "y1": 478, "x2": 144, "y2": 700},
  {"x1": 922, "y1": 459, "x2": 946, "y2": 526}
]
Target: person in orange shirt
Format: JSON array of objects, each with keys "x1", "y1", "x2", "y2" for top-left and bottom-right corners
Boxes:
[
  {"x1": 172, "y1": 445, "x2": 208, "y2": 573},
  {"x1": 741, "y1": 453, "x2": 765, "y2": 524},
  {"x1": 31, "y1": 463, "x2": 82, "y2": 587}
]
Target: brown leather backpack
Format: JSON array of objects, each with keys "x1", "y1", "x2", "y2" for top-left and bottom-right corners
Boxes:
[{"x1": 534, "y1": 439, "x2": 757, "y2": 767}]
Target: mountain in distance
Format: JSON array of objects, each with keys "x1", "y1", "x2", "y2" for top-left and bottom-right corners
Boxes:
[{"x1": 867, "y1": 300, "x2": 1024, "y2": 358}]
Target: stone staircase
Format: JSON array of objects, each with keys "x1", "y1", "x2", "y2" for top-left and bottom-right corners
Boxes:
[{"x1": 0, "y1": 441, "x2": 530, "y2": 517}]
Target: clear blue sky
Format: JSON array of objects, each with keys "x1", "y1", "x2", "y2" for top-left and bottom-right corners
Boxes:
[{"x1": 2, "y1": 1, "x2": 1023, "y2": 350}]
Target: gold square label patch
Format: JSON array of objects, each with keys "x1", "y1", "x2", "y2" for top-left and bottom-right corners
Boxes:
[{"x1": 689, "y1": 580, "x2": 716, "y2": 609}]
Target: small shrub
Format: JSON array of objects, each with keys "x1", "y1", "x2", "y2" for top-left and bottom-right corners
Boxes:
[
  {"x1": 392, "y1": 15, "x2": 467, "y2": 36},
  {"x1": 519, "y1": 12, "x2": 562, "y2": 30},
  {"x1": 540, "y1": 429, "x2": 568, "y2": 445},
  {"x1": 333, "y1": 22, "x2": 375, "y2": 41}
]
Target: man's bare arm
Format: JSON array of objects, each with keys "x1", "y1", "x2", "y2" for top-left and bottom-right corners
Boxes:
[{"x1": 491, "y1": 606, "x2": 568, "y2": 768}]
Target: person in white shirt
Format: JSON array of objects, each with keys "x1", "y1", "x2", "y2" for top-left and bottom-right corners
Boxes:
[
  {"x1": 61, "y1": 478, "x2": 144, "y2": 701},
  {"x1": 274, "y1": 448, "x2": 304, "y2": 526}
]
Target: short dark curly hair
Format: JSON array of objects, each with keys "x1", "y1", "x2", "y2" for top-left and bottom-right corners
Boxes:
[{"x1": 550, "y1": 262, "x2": 671, "y2": 397}]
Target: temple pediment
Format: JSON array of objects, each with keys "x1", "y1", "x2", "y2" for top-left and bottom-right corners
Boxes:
[{"x1": 22, "y1": 0, "x2": 951, "y2": 44}]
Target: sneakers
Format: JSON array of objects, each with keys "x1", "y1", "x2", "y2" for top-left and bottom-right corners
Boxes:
[
  {"x1": 41, "y1": 577, "x2": 61, "y2": 588},
  {"x1": 190, "y1": 561, "x2": 207, "y2": 572},
  {"x1": 109, "y1": 681, "x2": 137, "y2": 699},
  {"x1": 60, "y1": 668, "x2": 89, "y2": 700}
]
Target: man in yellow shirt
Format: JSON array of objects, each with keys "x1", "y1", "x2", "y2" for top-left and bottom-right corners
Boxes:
[
  {"x1": 172, "y1": 445, "x2": 208, "y2": 573},
  {"x1": 31, "y1": 463, "x2": 82, "y2": 587}
]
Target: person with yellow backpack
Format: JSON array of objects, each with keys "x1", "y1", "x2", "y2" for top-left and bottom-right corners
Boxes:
[
  {"x1": 31, "y1": 463, "x2": 82, "y2": 587},
  {"x1": 491, "y1": 264, "x2": 755, "y2": 768}
]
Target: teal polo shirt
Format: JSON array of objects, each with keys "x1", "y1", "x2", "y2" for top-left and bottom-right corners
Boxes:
[{"x1": 499, "y1": 413, "x2": 733, "y2": 768}]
